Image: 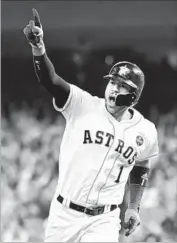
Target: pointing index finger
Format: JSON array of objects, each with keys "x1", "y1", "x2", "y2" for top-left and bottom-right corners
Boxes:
[{"x1": 32, "y1": 8, "x2": 42, "y2": 28}]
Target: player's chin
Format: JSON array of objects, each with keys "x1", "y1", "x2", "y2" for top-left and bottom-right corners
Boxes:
[{"x1": 106, "y1": 101, "x2": 117, "y2": 113}]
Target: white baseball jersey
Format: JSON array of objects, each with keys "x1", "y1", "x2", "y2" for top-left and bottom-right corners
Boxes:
[{"x1": 52, "y1": 84, "x2": 158, "y2": 207}]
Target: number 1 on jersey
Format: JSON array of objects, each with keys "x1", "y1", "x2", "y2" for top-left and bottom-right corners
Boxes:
[{"x1": 115, "y1": 166, "x2": 124, "y2": 183}]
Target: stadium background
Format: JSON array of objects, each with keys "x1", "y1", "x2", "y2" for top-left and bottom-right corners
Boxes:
[{"x1": 1, "y1": 1, "x2": 177, "y2": 242}]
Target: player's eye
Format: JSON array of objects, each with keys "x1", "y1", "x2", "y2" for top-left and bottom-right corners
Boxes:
[
  {"x1": 110, "y1": 80, "x2": 115, "y2": 85},
  {"x1": 121, "y1": 84, "x2": 131, "y2": 92}
]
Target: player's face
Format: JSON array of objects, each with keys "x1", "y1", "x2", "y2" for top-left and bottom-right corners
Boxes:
[{"x1": 105, "y1": 78, "x2": 131, "y2": 113}]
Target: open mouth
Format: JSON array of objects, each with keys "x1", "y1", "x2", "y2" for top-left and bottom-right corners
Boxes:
[
  {"x1": 108, "y1": 94, "x2": 117, "y2": 105},
  {"x1": 109, "y1": 96, "x2": 116, "y2": 102}
]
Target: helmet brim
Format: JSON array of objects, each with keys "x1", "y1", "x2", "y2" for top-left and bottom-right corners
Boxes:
[{"x1": 103, "y1": 74, "x2": 138, "y2": 89}]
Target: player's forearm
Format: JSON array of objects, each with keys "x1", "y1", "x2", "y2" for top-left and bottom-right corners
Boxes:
[
  {"x1": 129, "y1": 184, "x2": 145, "y2": 211},
  {"x1": 128, "y1": 165, "x2": 150, "y2": 211},
  {"x1": 32, "y1": 45, "x2": 70, "y2": 101},
  {"x1": 32, "y1": 46, "x2": 57, "y2": 85}
]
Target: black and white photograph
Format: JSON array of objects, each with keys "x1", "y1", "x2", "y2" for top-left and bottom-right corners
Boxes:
[{"x1": 1, "y1": 1, "x2": 177, "y2": 242}]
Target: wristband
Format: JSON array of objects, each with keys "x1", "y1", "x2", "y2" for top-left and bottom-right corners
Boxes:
[{"x1": 32, "y1": 45, "x2": 46, "y2": 56}]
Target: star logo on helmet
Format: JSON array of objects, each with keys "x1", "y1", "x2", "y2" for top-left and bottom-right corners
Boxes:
[
  {"x1": 118, "y1": 65, "x2": 130, "y2": 77},
  {"x1": 112, "y1": 67, "x2": 118, "y2": 75}
]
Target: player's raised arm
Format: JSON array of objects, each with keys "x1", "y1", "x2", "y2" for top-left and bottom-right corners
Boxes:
[{"x1": 23, "y1": 9, "x2": 70, "y2": 108}]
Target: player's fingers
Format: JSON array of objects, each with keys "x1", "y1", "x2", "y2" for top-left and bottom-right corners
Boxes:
[
  {"x1": 28, "y1": 20, "x2": 41, "y2": 36},
  {"x1": 126, "y1": 227, "x2": 136, "y2": 237},
  {"x1": 125, "y1": 218, "x2": 139, "y2": 237},
  {"x1": 23, "y1": 25, "x2": 31, "y2": 35},
  {"x1": 32, "y1": 8, "x2": 42, "y2": 28},
  {"x1": 125, "y1": 220, "x2": 134, "y2": 236},
  {"x1": 29, "y1": 20, "x2": 35, "y2": 28}
]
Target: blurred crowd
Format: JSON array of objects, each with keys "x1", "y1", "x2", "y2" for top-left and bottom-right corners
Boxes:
[
  {"x1": 1, "y1": 102, "x2": 177, "y2": 242},
  {"x1": 1, "y1": 103, "x2": 65, "y2": 242}
]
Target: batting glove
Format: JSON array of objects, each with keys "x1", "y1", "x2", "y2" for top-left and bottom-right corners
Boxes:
[
  {"x1": 23, "y1": 8, "x2": 44, "y2": 48},
  {"x1": 122, "y1": 208, "x2": 140, "y2": 237}
]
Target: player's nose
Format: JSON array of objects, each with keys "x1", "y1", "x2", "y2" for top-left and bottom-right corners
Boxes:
[{"x1": 112, "y1": 83, "x2": 120, "y2": 92}]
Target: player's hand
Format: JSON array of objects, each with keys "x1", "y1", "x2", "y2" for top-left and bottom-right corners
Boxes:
[
  {"x1": 23, "y1": 8, "x2": 44, "y2": 48},
  {"x1": 122, "y1": 208, "x2": 140, "y2": 237}
]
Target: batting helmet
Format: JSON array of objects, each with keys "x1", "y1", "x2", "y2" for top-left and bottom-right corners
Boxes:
[{"x1": 104, "y1": 61, "x2": 145, "y2": 106}]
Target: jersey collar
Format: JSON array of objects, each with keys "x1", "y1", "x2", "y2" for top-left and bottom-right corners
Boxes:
[{"x1": 101, "y1": 99, "x2": 143, "y2": 127}]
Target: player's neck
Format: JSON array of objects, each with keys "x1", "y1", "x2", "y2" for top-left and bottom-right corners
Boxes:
[{"x1": 112, "y1": 107, "x2": 133, "y2": 122}]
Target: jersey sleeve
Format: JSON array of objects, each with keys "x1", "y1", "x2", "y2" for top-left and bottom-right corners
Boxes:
[
  {"x1": 137, "y1": 124, "x2": 159, "y2": 161},
  {"x1": 53, "y1": 84, "x2": 94, "y2": 120}
]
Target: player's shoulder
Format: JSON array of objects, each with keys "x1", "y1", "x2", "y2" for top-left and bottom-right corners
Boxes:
[
  {"x1": 132, "y1": 108, "x2": 159, "y2": 161},
  {"x1": 71, "y1": 84, "x2": 98, "y2": 99},
  {"x1": 70, "y1": 83, "x2": 102, "y2": 106},
  {"x1": 132, "y1": 108, "x2": 157, "y2": 136}
]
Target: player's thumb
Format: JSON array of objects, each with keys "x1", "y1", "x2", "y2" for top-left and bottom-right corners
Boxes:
[
  {"x1": 29, "y1": 20, "x2": 35, "y2": 29},
  {"x1": 29, "y1": 20, "x2": 41, "y2": 36}
]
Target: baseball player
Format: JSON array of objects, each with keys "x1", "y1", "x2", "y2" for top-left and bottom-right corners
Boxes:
[{"x1": 23, "y1": 9, "x2": 159, "y2": 242}]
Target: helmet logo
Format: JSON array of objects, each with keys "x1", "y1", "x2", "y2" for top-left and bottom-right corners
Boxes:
[
  {"x1": 112, "y1": 67, "x2": 118, "y2": 75},
  {"x1": 118, "y1": 65, "x2": 130, "y2": 77},
  {"x1": 136, "y1": 135, "x2": 144, "y2": 146}
]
